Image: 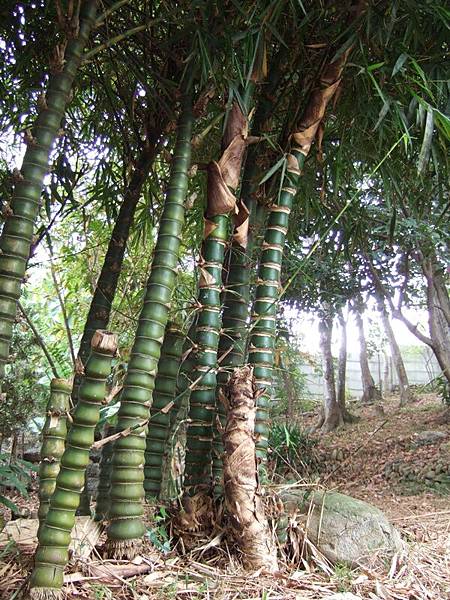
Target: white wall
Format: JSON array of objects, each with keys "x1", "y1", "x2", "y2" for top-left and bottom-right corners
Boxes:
[{"x1": 299, "y1": 347, "x2": 440, "y2": 399}]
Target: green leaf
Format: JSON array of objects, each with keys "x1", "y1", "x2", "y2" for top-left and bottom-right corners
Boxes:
[
  {"x1": 392, "y1": 53, "x2": 408, "y2": 76},
  {"x1": 0, "y1": 494, "x2": 19, "y2": 513},
  {"x1": 367, "y1": 61, "x2": 385, "y2": 72},
  {"x1": 258, "y1": 155, "x2": 286, "y2": 185}
]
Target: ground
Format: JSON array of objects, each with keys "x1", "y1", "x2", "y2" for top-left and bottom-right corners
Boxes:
[{"x1": 0, "y1": 393, "x2": 449, "y2": 599}]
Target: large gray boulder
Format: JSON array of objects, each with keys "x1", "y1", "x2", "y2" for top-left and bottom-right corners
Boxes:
[{"x1": 281, "y1": 489, "x2": 403, "y2": 566}]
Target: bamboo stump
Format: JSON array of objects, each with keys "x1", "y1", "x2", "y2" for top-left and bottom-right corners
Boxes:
[{"x1": 222, "y1": 366, "x2": 278, "y2": 572}]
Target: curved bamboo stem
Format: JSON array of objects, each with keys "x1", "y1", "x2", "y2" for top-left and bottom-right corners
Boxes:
[{"x1": 0, "y1": 0, "x2": 97, "y2": 379}]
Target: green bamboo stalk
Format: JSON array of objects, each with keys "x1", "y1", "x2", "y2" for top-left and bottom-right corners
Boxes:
[
  {"x1": 249, "y1": 52, "x2": 352, "y2": 460},
  {"x1": 105, "y1": 88, "x2": 193, "y2": 559},
  {"x1": 144, "y1": 324, "x2": 184, "y2": 498},
  {"x1": 94, "y1": 425, "x2": 115, "y2": 521},
  {"x1": 37, "y1": 379, "x2": 71, "y2": 537},
  {"x1": 184, "y1": 102, "x2": 248, "y2": 496},
  {"x1": 213, "y1": 67, "x2": 286, "y2": 493},
  {"x1": 217, "y1": 52, "x2": 289, "y2": 373},
  {"x1": 158, "y1": 318, "x2": 197, "y2": 499},
  {"x1": 29, "y1": 330, "x2": 117, "y2": 599},
  {"x1": 169, "y1": 317, "x2": 198, "y2": 433},
  {"x1": 0, "y1": 0, "x2": 97, "y2": 379}
]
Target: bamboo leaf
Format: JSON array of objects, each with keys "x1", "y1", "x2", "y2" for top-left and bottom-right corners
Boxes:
[
  {"x1": 0, "y1": 494, "x2": 19, "y2": 513},
  {"x1": 258, "y1": 155, "x2": 286, "y2": 185},
  {"x1": 392, "y1": 53, "x2": 408, "y2": 76},
  {"x1": 330, "y1": 33, "x2": 357, "y2": 64},
  {"x1": 367, "y1": 61, "x2": 385, "y2": 72},
  {"x1": 373, "y1": 101, "x2": 391, "y2": 131}
]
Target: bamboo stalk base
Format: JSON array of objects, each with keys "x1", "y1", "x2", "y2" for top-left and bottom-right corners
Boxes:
[
  {"x1": 172, "y1": 492, "x2": 219, "y2": 551},
  {"x1": 103, "y1": 538, "x2": 142, "y2": 560},
  {"x1": 28, "y1": 588, "x2": 63, "y2": 600}
]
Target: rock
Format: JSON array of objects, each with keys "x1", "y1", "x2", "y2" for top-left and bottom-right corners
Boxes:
[
  {"x1": 414, "y1": 431, "x2": 447, "y2": 446},
  {"x1": 281, "y1": 489, "x2": 403, "y2": 567}
]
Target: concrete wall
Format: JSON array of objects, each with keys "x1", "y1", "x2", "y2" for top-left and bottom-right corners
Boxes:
[{"x1": 299, "y1": 347, "x2": 440, "y2": 399}]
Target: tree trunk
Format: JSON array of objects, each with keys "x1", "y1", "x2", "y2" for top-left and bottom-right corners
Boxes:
[
  {"x1": 318, "y1": 314, "x2": 343, "y2": 432},
  {"x1": 185, "y1": 101, "x2": 249, "y2": 497},
  {"x1": 337, "y1": 310, "x2": 347, "y2": 412},
  {"x1": 354, "y1": 306, "x2": 380, "y2": 404},
  {"x1": 337, "y1": 310, "x2": 357, "y2": 423},
  {"x1": 106, "y1": 88, "x2": 193, "y2": 559},
  {"x1": 280, "y1": 357, "x2": 296, "y2": 424},
  {"x1": 144, "y1": 324, "x2": 184, "y2": 499},
  {"x1": 383, "y1": 351, "x2": 390, "y2": 395},
  {"x1": 249, "y1": 40, "x2": 354, "y2": 459},
  {"x1": 377, "y1": 298, "x2": 412, "y2": 405},
  {"x1": 30, "y1": 331, "x2": 117, "y2": 599},
  {"x1": 422, "y1": 257, "x2": 450, "y2": 384},
  {"x1": 37, "y1": 379, "x2": 71, "y2": 536}
]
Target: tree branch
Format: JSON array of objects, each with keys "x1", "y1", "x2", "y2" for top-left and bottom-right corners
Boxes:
[{"x1": 364, "y1": 252, "x2": 434, "y2": 348}]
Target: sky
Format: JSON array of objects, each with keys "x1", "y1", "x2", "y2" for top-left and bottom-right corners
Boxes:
[{"x1": 285, "y1": 303, "x2": 430, "y2": 357}]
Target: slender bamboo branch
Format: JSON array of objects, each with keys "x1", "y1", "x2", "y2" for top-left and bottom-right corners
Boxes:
[
  {"x1": 47, "y1": 237, "x2": 77, "y2": 368},
  {"x1": 84, "y1": 23, "x2": 158, "y2": 61},
  {"x1": 95, "y1": 0, "x2": 131, "y2": 26},
  {"x1": 18, "y1": 301, "x2": 60, "y2": 378}
]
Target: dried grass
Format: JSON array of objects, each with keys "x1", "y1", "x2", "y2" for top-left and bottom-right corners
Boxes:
[{"x1": 0, "y1": 506, "x2": 448, "y2": 599}]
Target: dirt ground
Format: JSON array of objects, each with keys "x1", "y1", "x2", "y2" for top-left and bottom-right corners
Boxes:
[{"x1": 1, "y1": 393, "x2": 449, "y2": 599}]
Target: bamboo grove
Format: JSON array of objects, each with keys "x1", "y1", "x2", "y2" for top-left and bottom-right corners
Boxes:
[{"x1": 0, "y1": 0, "x2": 448, "y2": 597}]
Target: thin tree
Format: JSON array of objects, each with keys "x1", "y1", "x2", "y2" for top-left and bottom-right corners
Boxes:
[{"x1": 353, "y1": 300, "x2": 380, "y2": 404}]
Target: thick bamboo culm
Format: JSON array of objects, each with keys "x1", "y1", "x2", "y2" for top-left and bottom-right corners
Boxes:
[
  {"x1": 0, "y1": 0, "x2": 97, "y2": 378},
  {"x1": 184, "y1": 102, "x2": 248, "y2": 495},
  {"x1": 144, "y1": 324, "x2": 184, "y2": 498},
  {"x1": 249, "y1": 51, "x2": 351, "y2": 460},
  {"x1": 37, "y1": 378, "x2": 71, "y2": 536},
  {"x1": 105, "y1": 89, "x2": 193, "y2": 558},
  {"x1": 29, "y1": 331, "x2": 117, "y2": 599},
  {"x1": 94, "y1": 424, "x2": 115, "y2": 522}
]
